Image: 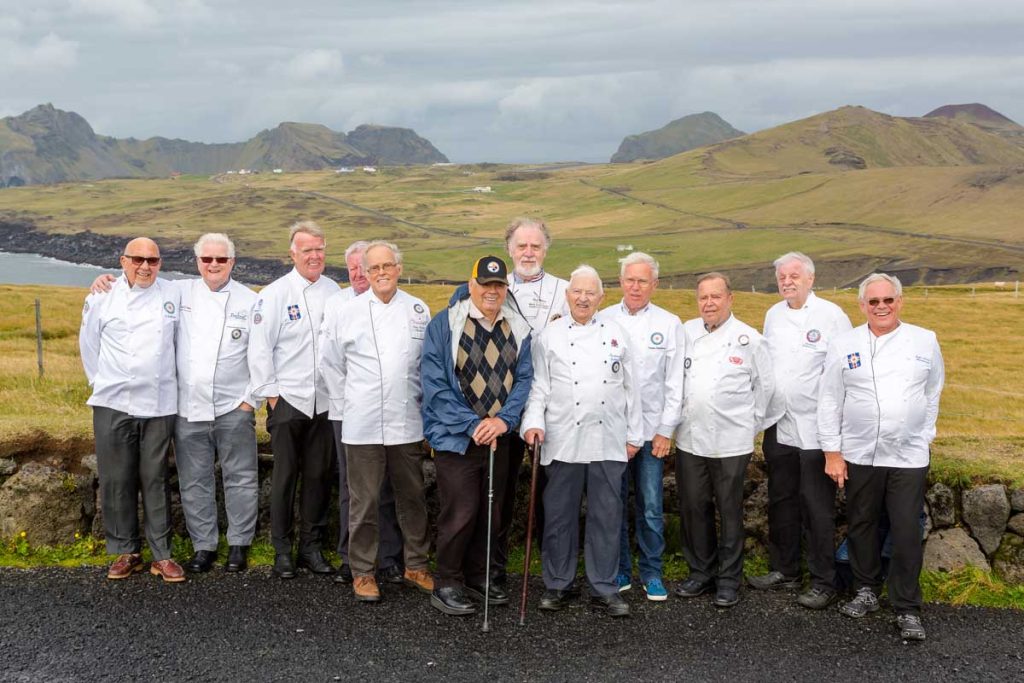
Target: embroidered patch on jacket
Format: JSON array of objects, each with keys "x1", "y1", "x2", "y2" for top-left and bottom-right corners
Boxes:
[
  {"x1": 650, "y1": 331, "x2": 664, "y2": 346},
  {"x1": 806, "y1": 329, "x2": 821, "y2": 343},
  {"x1": 287, "y1": 304, "x2": 301, "y2": 320},
  {"x1": 738, "y1": 334, "x2": 749, "y2": 346},
  {"x1": 611, "y1": 338, "x2": 619, "y2": 348},
  {"x1": 231, "y1": 329, "x2": 242, "y2": 340},
  {"x1": 414, "y1": 303, "x2": 425, "y2": 314},
  {"x1": 253, "y1": 313, "x2": 263, "y2": 325},
  {"x1": 729, "y1": 356, "x2": 743, "y2": 365},
  {"x1": 684, "y1": 358, "x2": 692, "y2": 369},
  {"x1": 611, "y1": 360, "x2": 621, "y2": 373},
  {"x1": 847, "y1": 352, "x2": 861, "y2": 369},
  {"x1": 163, "y1": 301, "x2": 175, "y2": 314}
]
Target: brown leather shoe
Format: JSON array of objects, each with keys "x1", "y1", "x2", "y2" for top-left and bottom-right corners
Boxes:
[
  {"x1": 353, "y1": 575, "x2": 381, "y2": 602},
  {"x1": 403, "y1": 567, "x2": 435, "y2": 594},
  {"x1": 150, "y1": 559, "x2": 187, "y2": 583},
  {"x1": 107, "y1": 553, "x2": 144, "y2": 580}
]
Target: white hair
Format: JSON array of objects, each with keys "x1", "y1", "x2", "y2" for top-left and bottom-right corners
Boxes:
[
  {"x1": 289, "y1": 220, "x2": 325, "y2": 249},
  {"x1": 773, "y1": 251, "x2": 815, "y2": 276},
  {"x1": 569, "y1": 264, "x2": 603, "y2": 294},
  {"x1": 344, "y1": 240, "x2": 370, "y2": 261},
  {"x1": 193, "y1": 232, "x2": 235, "y2": 258},
  {"x1": 362, "y1": 240, "x2": 403, "y2": 268},
  {"x1": 619, "y1": 251, "x2": 659, "y2": 279},
  {"x1": 858, "y1": 273, "x2": 903, "y2": 300}
]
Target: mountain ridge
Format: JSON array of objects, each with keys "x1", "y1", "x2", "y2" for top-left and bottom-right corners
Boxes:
[{"x1": 610, "y1": 112, "x2": 745, "y2": 163}]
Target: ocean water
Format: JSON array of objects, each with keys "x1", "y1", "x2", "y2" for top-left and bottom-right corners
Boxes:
[{"x1": 0, "y1": 251, "x2": 190, "y2": 286}]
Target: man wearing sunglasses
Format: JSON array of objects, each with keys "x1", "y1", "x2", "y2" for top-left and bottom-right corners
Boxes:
[
  {"x1": 818, "y1": 273, "x2": 944, "y2": 642},
  {"x1": 80, "y1": 237, "x2": 185, "y2": 582}
]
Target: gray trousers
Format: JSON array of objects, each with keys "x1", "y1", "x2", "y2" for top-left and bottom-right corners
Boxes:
[
  {"x1": 542, "y1": 459, "x2": 627, "y2": 597},
  {"x1": 345, "y1": 442, "x2": 430, "y2": 576},
  {"x1": 676, "y1": 450, "x2": 751, "y2": 590},
  {"x1": 92, "y1": 407, "x2": 175, "y2": 560},
  {"x1": 175, "y1": 407, "x2": 259, "y2": 551},
  {"x1": 331, "y1": 421, "x2": 403, "y2": 568}
]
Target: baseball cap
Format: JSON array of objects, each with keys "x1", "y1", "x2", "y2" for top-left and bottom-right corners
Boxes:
[{"x1": 472, "y1": 255, "x2": 508, "y2": 284}]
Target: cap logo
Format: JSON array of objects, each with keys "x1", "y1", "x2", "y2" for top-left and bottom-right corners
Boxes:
[{"x1": 487, "y1": 261, "x2": 500, "y2": 273}]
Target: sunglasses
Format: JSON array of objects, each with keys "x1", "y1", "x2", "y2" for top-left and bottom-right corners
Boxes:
[
  {"x1": 866, "y1": 297, "x2": 897, "y2": 307},
  {"x1": 199, "y1": 256, "x2": 231, "y2": 264},
  {"x1": 123, "y1": 255, "x2": 161, "y2": 266}
]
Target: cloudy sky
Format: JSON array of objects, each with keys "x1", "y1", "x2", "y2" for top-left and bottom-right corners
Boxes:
[{"x1": 2, "y1": 0, "x2": 1022, "y2": 163}]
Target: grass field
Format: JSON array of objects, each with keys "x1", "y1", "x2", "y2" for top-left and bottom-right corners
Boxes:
[{"x1": 1, "y1": 282, "x2": 1021, "y2": 485}]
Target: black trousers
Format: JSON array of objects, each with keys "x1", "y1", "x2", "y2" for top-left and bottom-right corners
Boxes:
[
  {"x1": 93, "y1": 407, "x2": 175, "y2": 560},
  {"x1": 267, "y1": 398, "x2": 334, "y2": 555},
  {"x1": 495, "y1": 433, "x2": 546, "y2": 580},
  {"x1": 763, "y1": 425, "x2": 838, "y2": 590},
  {"x1": 434, "y1": 437, "x2": 510, "y2": 588},
  {"x1": 846, "y1": 462, "x2": 929, "y2": 615},
  {"x1": 676, "y1": 450, "x2": 750, "y2": 590}
]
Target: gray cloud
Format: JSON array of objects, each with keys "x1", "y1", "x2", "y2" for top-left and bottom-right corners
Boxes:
[{"x1": 1, "y1": 0, "x2": 1021, "y2": 162}]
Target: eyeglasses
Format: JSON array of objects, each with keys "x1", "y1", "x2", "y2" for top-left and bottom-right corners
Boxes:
[
  {"x1": 367, "y1": 262, "x2": 398, "y2": 275},
  {"x1": 199, "y1": 256, "x2": 230, "y2": 264},
  {"x1": 866, "y1": 297, "x2": 897, "y2": 307},
  {"x1": 123, "y1": 255, "x2": 161, "y2": 266}
]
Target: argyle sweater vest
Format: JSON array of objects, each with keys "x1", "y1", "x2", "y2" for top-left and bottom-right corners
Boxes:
[{"x1": 456, "y1": 316, "x2": 518, "y2": 419}]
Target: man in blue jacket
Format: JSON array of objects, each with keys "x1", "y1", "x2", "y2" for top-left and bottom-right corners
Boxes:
[{"x1": 421, "y1": 256, "x2": 534, "y2": 616}]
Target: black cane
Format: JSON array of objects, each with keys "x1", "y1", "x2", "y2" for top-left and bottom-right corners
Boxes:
[
  {"x1": 482, "y1": 441, "x2": 496, "y2": 633},
  {"x1": 518, "y1": 442, "x2": 541, "y2": 626}
]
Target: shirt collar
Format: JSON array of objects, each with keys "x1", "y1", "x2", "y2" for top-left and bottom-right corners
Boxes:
[
  {"x1": 468, "y1": 300, "x2": 504, "y2": 323},
  {"x1": 620, "y1": 299, "x2": 650, "y2": 316}
]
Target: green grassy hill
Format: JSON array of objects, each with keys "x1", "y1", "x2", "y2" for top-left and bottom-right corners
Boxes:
[{"x1": 610, "y1": 112, "x2": 744, "y2": 163}]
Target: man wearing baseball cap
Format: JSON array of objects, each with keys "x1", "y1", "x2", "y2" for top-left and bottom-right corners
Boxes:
[{"x1": 421, "y1": 256, "x2": 534, "y2": 616}]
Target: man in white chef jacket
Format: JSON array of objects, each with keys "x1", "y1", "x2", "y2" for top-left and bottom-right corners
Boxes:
[
  {"x1": 79, "y1": 237, "x2": 185, "y2": 583},
  {"x1": 498, "y1": 216, "x2": 571, "y2": 585},
  {"x1": 324, "y1": 240, "x2": 405, "y2": 586},
  {"x1": 602, "y1": 252, "x2": 684, "y2": 601},
  {"x1": 249, "y1": 221, "x2": 341, "y2": 579},
  {"x1": 818, "y1": 273, "x2": 943, "y2": 642},
  {"x1": 673, "y1": 272, "x2": 776, "y2": 608},
  {"x1": 522, "y1": 265, "x2": 643, "y2": 618},
  {"x1": 748, "y1": 252, "x2": 852, "y2": 609},
  {"x1": 319, "y1": 241, "x2": 434, "y2": 603}
]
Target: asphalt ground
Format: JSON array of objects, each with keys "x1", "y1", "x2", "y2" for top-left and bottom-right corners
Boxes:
[{"x1": 1, "y1": 567, "x2": 1022, "y2": 682}]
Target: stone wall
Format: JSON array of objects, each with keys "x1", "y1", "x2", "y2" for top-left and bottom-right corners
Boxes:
[{"x1": 1, "y1": 453, "x2": 1022, "y2": 584}]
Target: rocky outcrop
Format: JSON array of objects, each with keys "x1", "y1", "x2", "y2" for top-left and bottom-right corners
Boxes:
[
  {"x1": 993, "y1": 534, "x2": 1024, "y2": 584},
  {"x1": 1011, "y1": 488, "x2": 1024, "y2": 513},
  {"x1": 1008, "y1": 514, "x2": 1024, "y2": 537},
  {"x1": 611, "y1": 112, "x2": 744, "y2": 163},
  {"x1": 0, "y1": 462, "x2": 92, "y2": 545},
  {"x1": 346, "y1": 124, "x2": 448, "y2": 165},
  {"x1": 923, "y1": 528, "x2": 991, "y2": 573},
  {"x1": 926, "y1": 482, "x2": 957, "y2": 528},
  {"x1": 962, "y1": 484, "x2": 1011, "y2": 555}
]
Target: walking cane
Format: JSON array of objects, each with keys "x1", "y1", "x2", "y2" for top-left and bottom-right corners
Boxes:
[
  {"x1": 482, "y1": 441, "x2": 496, "y2": 633},
  {"x1": 518, "y1": 441, "x2": 541, "y2": 626}
]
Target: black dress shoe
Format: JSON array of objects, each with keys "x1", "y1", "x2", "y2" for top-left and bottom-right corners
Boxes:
[
  {"x1": 713, "y1": 586, "x2": 740, "y2": 608},
  {"x1": 225, "y1": 546, "x2": 248, "y2": 573},
  {"x1": 297, "y1": 551, "x2": 334, "y2": 575},
  {"x1": 377, "y1": 564, "x2": 403, "y2": 585},
  {"x1": 185, "y1": 550, "x2": 217, "y2": 573},
  {"x1": 590, "y1": 591, "x2": 630, "y2": 617},
  {"x1": 273, "y1": 553, "x2": 296, "y2": 580},
  {"x1": 747, "y1": 570, "x2": 801, "y2": 591},
  {"x1": 431, "y1": 587, "x2": 477, "y2": 616},
  {"x1": 334, "y1": 563, "x2": 354, "y2": 584},
  {"x1": 465, "y1": 581, "x2": 510, "y2": 605},
  {"x1": 674, "y1": 578, "x2": 713, "y2": 598},
  {"x1": 539, "y1": 588, "x2": 578, "y2": 611}
]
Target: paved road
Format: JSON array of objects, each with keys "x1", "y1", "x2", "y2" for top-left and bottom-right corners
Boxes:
[{"x1": 1, "y1": 567, "x2": 1021, "y2": 682}]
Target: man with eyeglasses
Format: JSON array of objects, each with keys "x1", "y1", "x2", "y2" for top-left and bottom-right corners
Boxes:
[
  {"x1": 747, "y1": 252, "x2": 852, "y2": 609},
  {"x1": 673, "y1": 272, "x2": 777, "y2": 608},
  {"x1": 521, "y1": 265, "x2": 643, "y2": 618},
  {"x1": 818, "y1": 273, "x2": 944, "y2": 642},
  {"x1": 321, "y1": 240, "x2": 405, "y2": 587},
  {"x1": 250, "y1": 221, "x2": 342, "y2": 579},
  {"x1": 80, "y1": 237, "x2": 185, "y2": 582},
  {"x1": 319, "y1": 241, "x2": 434, "y2": 603}
]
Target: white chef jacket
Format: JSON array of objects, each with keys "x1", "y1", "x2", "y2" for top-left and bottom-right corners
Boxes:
[
  {"x1": 318, "y1": 288, "x2": 430, "y2": 445},
  {"x1": 248, "y1": 268, "x2": 341, "y2": 418},
  {"x1": 508, "y1": 270, "x2": 570, "y2": 332},
  {"x1": 320, "y1": 286, "x2": 359, "y2": 418},
  {"x1": 603, "y1": 300, "x2": 685, "y2": 441},
  {"x1": 763, "y1": 292, "x2": 852, "y2": 450},
  {"x1": 817, "y1": 322, "x2": 944, "y2": 469},
  {"x1": 674, "y1": 314, "x2": 776, "y2": 458},
  {"x1": 79, "y1": 274, "x2": 179, "y2": 418},
  {"x1": 176, "y1": 278, "x2": 259, "y2": 421},
  {"x1": 520, "y1": 313, "x2": 644, "y2": 466}
]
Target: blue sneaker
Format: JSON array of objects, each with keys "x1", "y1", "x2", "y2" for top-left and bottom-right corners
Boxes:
[
  {"x1": 643, "y1": 577, "x2": 668, "y2": 602},
  {"x1": 616, "y1": 572, "x2": 632, "y2": 592}
]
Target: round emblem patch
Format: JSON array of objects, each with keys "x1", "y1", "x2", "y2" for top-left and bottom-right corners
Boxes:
[
  {"x1": 82, "y1": 301, "x2": 90, "y2": 313},
  {"x1": 487, "y1": 261, "x2": 500, "y2": 273},
  {"x1": 806, "y1": 329, "x2": 821, "y2": 343},
  {"x1": 253, "y1": 313, "x2": 263, "y2": 325},
  {"x1": 738, "y1": 334, "x2": 749, "y2": 346},
  {"x1": 650, "y1": 332, "x2": 665, "y2": 346},
  {"x1": 163, "y1": 301, "x2": 175, "y2": 314},
  {"x1": 611, "y1": 361, "x2": 621, "y2": 373},
  {"x1": 231, "y1": 329, "x2": 242, "y2": 340},
  {"x1": 684, "y1": 358, "x2": 692, "y2": 369},
  {"x1": 413, "y1": 303, "x2": 424, "y2": 314}
]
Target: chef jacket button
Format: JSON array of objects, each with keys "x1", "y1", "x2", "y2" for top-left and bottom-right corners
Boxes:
[
  {"x1": 602, "y1": 342, "x2": 606, "y2": 345},
  {"x1": 599, "y1": 420, "x2": 602, "y2": 424},
  {"x1": 570, "y1": 343, "x2": 574, "y2": 346},
  {"x1": 601, "y1": 401, "x2": 604, "y2": 405},
  {"x1": 572, "y1": 362, "x2": 576, "y2": 365},
  {"x1": 576, "y1": 421, "x2": 580, "y2": 425},
  {"x1": 604, "y1": 360, "x2": 607, "y2": 364},
  {"x1": 576, "y1": 402, "x2": 580, "y2": 406},
  {"x1": 603, "y1": 380, "x2": 607, "y2": 384},
  {"x1": 574, "y1": 381, "x2": 578, "y2": 385}
]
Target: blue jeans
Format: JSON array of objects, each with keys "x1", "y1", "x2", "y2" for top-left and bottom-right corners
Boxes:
[{"x1": 618, "y1": 442, "x2": 665, "y2": 581}]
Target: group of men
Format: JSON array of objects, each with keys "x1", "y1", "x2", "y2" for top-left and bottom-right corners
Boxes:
[{"x1": 80, "y1": 216, "x2": 943, "y2": 641}]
